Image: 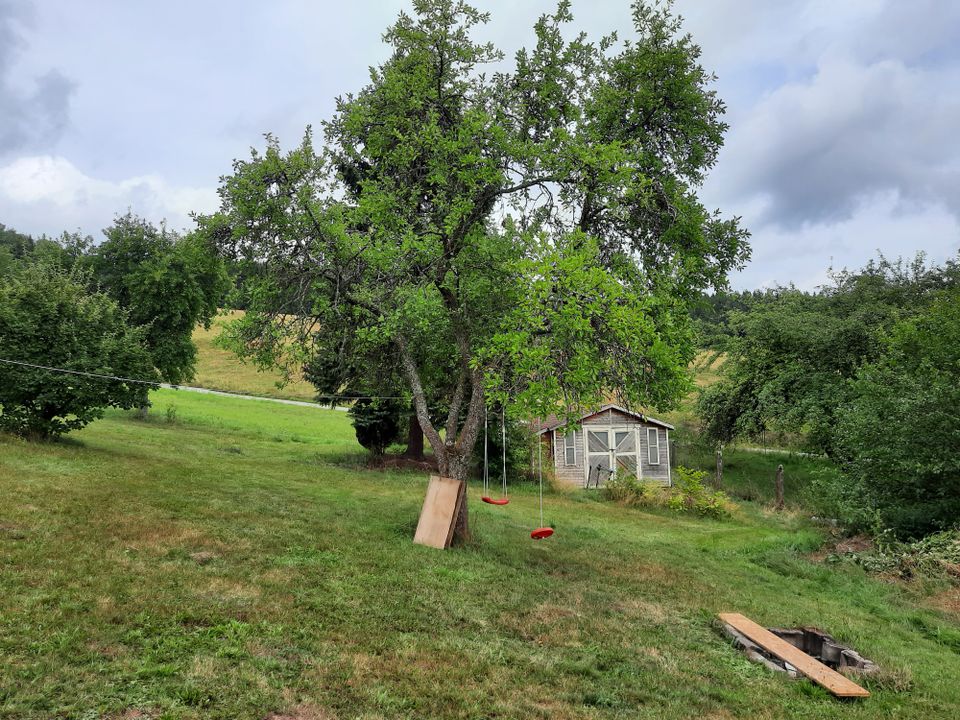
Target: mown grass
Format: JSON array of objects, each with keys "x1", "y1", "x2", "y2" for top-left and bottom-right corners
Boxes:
[
  {"x1": 2, "y1": 390, "x2": 959, "y2": 719},
  {"x1": 190, "y1": 311, "x2": 317, "y2": 402}
]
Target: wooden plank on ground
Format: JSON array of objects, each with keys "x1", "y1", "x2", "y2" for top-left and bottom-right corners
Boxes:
[
  {"x1": 413, "y1": 475, "x2": 464, "y2": 549},
  {"x1": 719, "y1": 613, "x2": 870, "y2": 698}
]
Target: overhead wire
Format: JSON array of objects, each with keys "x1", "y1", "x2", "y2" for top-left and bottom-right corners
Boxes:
[{"x1": 0, "y1": 358, "x2": 405, "y2": 402}]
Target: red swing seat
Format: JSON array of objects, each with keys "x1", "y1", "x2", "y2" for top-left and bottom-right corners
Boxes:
[
  {"x1": 481, "y1": 496, "x2": 510, "y2": 505},
  {"x1": 530, "y1": 527, "x2": 554, "y2": 540}
]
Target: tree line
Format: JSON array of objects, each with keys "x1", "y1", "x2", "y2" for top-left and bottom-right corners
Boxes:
[
  {"x1": 695, "y1": 254, "x2": 960, "y2": 539},
  {"x1": 0, "y1": 216, "x2": 228, "y2": 437}
]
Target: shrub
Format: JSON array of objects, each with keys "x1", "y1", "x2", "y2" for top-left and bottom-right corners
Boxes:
[
  {"x1": 829, "y1": 290, "x2": 960, "y2": 539},
  {"x1": 348, "y1": 397, "x2": 403, "y2": 456},
  {"x1": 604, "y1": 466, "x2": 731, "y2": 519},
  {"x1": 0, "y1": 265, "x2": 158, "y2": 438},
  {"x1": 604, "y1": 474, "x2": 663, "y2": 507},
  {"x1": 667, "y1": 466, "x2": 730, "y2": 518}
]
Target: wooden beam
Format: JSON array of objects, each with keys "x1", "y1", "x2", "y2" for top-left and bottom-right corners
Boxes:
[{"x1": 719, "y1": 613, "x2": 870, "y2": 698}]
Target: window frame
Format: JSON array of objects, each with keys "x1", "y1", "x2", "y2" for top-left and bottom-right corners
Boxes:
[
  {"x1": 647, "y1": 427, "x2": 661, "y2": 465},
  {"x1": 564, "y1": 430, "x2": 577, "y2": 466}
]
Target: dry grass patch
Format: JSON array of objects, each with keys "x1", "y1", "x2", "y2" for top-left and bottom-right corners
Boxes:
[
  {"x1": 928, "y1": 586, "x2": 960, "y2": 619},
  {"x1": 192, "y1": 311, "x2": 318, "y2": 402},
  {"x1": 613, "y1": 597, "x2": 671, "y2": 625},
  {"x1": 263, "y1": 703, "x2": 336, "y2": 720}
]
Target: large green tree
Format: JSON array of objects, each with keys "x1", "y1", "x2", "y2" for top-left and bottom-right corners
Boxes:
[
  {"x1": 830, "y1": 290, "x2": 960, "y2": 538},
  {"x1": 201, "y1": 0, "x2": 748, "y2": 540},
  {"x1": 92, "y1": 213, "x2": 229, "y2": 386},
  {"x1": 0, "y1": 265, "x2": 158, "y2": 438},
  {"x1": 698, "y1": 255, "x2": 960, "y2": 454}
]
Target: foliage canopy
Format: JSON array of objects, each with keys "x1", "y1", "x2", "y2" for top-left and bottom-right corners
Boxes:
[
  {"x1": 91, "y1": 213, "x2": 229, "y2": 385},
  {"x1": 200, "y1": 0, "x2": 749, "y2": 535},
  {"x1": 698, "y1": 255, "x2": 960, "y2": 453},
  {"x1": 831, "y1": 289, "x2": 960, "y2": 538},
  {"x1": 0, "y1": 265, "x2": 158, "y2": 438}
]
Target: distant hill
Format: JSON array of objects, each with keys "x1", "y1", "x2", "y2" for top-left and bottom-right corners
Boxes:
[{"x1": 190, "y1": 311, "x2": 318, "y2": 402}]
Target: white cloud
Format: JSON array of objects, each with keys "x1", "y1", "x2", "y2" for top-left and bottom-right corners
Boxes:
[
  {"x1": 2, "y1": 0, "x2": 959, "y2": 290},
  {"x1": 0, "y1": 155, "x2": 217, "y2": 238},
  {"x1": 732, "y1": 190, "x2": 960, "y2": 290},
  {"x1": 707, "y1": 53, "x2": 960, "y2": 228}
]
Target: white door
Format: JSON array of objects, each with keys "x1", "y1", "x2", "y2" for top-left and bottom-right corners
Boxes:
[
  {"x1": 586, "y1": 428, "x2": 639, "y2": 486},
  {"x1": 612, "y1": 428, "x2": 639, "y2": 480}
]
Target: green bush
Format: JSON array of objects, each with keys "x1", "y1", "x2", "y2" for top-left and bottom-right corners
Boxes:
[
  {"x1": 604, "y1": 474, "x2": 662, "y2": 506},
  {"x1": 667, "y1": 466, "x2": 730, "y2": 518},
  {"x1": 0, "y1": 265, "x2": 158, "y2": 438},
  {"x1": 830, "y1": 289, "x2": 960, "y2": 539},
  {"x1": 348, "y1": 397, "x2": 403, "y2": 456},
  {"x1": 604, "y1": 466, "x2": 731, "y2": 519}
]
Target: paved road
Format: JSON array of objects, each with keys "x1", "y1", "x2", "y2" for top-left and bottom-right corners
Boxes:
[{"x1": 159, "y1": 383, "x2": 349, "y2": 411}]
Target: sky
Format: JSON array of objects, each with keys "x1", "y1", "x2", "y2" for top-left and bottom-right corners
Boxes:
[{"x1": 1, "y1": 0, "x2": 958, "y2": 290}]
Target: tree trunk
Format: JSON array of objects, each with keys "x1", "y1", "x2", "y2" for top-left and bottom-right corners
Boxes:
[
  {"x1": 404, "y1": 412, "x2": 424, "y2": 460},
  {"x1": 437, "y1": 446, "x2": 472, "y2": 544},
  {"x1": 397, "y1": 337, "x2": 484, "y2": 547}
]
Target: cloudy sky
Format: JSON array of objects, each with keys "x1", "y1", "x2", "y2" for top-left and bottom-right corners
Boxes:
[{"x1": 1, "y1": 0, "x2": 958, "y2": 289}]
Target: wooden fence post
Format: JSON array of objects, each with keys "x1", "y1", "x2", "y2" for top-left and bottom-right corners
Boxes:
[
  {"x1": 775, "y1": 464, "x2": 785, "y2": 510},
  {"x1": 715, "y1": 444, "x2": 723, "y2": 487}
]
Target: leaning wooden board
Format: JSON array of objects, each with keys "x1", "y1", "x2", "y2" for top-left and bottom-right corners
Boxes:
[
  {"x1": 719, "y1": 613, "x2": 870, "y2": 698},
  {"x1": 413, "y1": 476, "x2": 464, "y2": 549}
]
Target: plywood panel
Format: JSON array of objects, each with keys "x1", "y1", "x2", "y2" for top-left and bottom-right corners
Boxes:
[
  {"x1": 719, "y1": 613, "x2": 870, "y2": 698},
  {"x1": 413, "y1": 476, "x2": 464, "y2": 549}
]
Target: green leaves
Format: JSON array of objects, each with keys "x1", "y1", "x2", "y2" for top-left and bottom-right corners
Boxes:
[
  {"x1": 94, "y1": 212, "x2": 229, "y2": 385},
  {"x1": 697, "y1": 255, "x2": 960, "y2": 454},
  {"x1": 831, "y1": 289, "x2": 960, "y2": 538},
  {"x1": 199, "y1": 0, "x2": 745, "y2": 477},
  {"x1": 479, "y1": 229, "x2": 693, "y2": 423},
  {"x1": 0, "y1": 265, "x2": 158, "y2": 438}
]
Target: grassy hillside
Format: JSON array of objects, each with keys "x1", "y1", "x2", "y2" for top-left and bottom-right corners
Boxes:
[
  {"x1": 190, "y1": 312, "x2": 317, "y2": 402},
  {"x1": 2, "y1": 390, "x2": 959, "y2": 719}
]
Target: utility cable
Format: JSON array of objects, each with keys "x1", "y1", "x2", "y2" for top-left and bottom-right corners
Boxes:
[{"x1": 0, "y1": 357, "x2": 405, "y2": 402}]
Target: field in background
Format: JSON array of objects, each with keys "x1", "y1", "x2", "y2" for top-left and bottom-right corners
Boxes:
[
  {"x1": 2, "y1": 389, "x2": 959, "y2": 718},
  {"x1": 190, "y1": 318, "x2": 728, "y2": 411},
  {"x1": 189, "y1": 323, "x2": 823, "y2": 508},
  {"x1": 190, "y1": 311, "x2": 317, "y2": 402}
]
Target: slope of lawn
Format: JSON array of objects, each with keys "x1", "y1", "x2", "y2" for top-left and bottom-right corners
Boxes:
[
  {"x1": 2, "y1": 390, "x2": 959, "y2": 719},
  {"x1": 190, "y1": 311, "x2": 317, "y2": 402}
]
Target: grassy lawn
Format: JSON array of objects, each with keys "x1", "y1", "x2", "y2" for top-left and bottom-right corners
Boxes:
[{"x1": 2, "y1": 390, "x2": 959, "y2": 719}]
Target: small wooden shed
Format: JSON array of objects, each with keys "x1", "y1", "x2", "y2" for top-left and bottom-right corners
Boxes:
[{"x1": 535, "y1": 404, "x2": 673, "y2": 488}]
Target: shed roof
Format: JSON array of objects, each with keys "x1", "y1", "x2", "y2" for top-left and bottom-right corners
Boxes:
[{"x1": 533, "y1": 403, "x2": 675, "y2": 434}]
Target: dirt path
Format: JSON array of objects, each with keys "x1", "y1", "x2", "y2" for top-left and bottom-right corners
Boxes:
[{"x1": 159, "y1": 383, "x2": 349, "y2": 411}]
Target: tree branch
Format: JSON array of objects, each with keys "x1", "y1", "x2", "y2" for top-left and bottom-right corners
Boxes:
[{"x1": 396, "y1": 335, "x2": 445, "y2": 467}]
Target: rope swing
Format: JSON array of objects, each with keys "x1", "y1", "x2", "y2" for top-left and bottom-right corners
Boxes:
[
  {"x1": 530, "y1": 433, "x2": 554, "y2": 540},
  {"x1": 481, "y1": 406, "x2": 509, "y2": 505}
]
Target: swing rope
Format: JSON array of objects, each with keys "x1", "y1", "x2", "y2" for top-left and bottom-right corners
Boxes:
[
  {"x1": 501, "y1": 407, "x2": 508, "y2": 500},
  {"x1": 530, "y1": 425, "x2": 554, "y2": 539},
  {"x1": 481, "y1": 405, "x2": 509, "y2": 505},
  {"x1": 538, "y1": 434, "x2": 544, "y2": 528},
  {"x1": 483, "y1": 406, "x2": 489, "y2": 497}
]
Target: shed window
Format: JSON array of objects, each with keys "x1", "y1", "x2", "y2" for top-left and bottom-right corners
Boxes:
[
  {"x1": 647, "y1": 428, "x2": 660, "y2": 465},
  {"x1": 564, "y1": 431, "x2": 577, "y2": 466}
]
